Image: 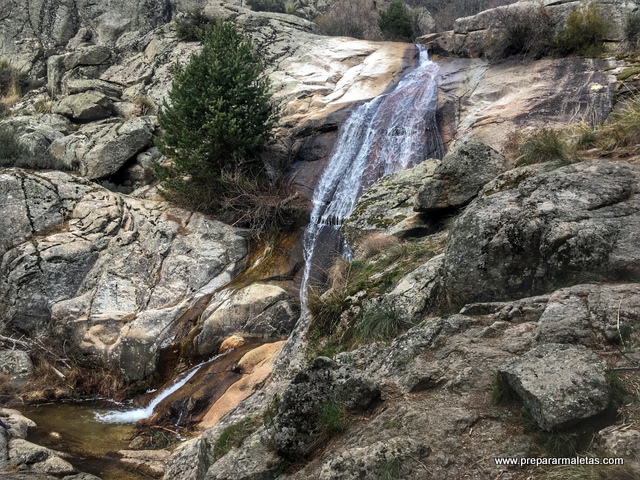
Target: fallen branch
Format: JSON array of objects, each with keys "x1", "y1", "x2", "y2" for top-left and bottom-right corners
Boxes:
[
  {"x1": 151, "y1": 425, "x2": 180, "y2": 435},
  {"x1": 0, "y1": 334, "x2": 30, "y2": 350}
]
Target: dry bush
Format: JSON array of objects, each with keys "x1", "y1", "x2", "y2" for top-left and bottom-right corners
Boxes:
[
  {"x1": 359, "y1": 233, "x2": 400, "y2": 259},
  {"x1": 327, "y1": 257, "x2": 351, "y2": 291},
  {"x1": 315, "y1": 0, "x2": 381, "y2": 40},
  {"x1": 491, "y1": 3, "x2": 556, "y2": 58},
  {"x1": 411, "y1": 0, "x2": 516, "y2": 32}
]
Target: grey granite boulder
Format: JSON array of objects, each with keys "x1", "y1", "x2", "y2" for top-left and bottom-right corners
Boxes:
[
  {"x1": 272, "y1": 357, "x2": 380, "y2": 459},
  {"x1": 194, "y1": 283, "x2": 300, "y2": 358},
  {"x1": 414, "y1": 141, "x2": 508, "y2": 213},
  {"x1": 53, "y1": 91, "x2": 114, "y2": 121},
  {"x1": 0, "y1": 170, "x2": 247, "y2": 379},
  {"x1": 342, "y1": 159, "x2": 440, "y2": 249},
  {"x1": 441, "y1": 161, "x2": 640, "y2": 305},
  {"x1": 49, "y1": 117, "x2": 155, "y2": 179},
  {"x1": 498, "y1": 343, "x2": 610, "y2": 430},
  {"x1": 0, "y1": 350, "x2": 33, "y2": 388}
]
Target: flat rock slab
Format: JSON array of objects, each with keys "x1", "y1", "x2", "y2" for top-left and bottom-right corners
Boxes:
[{"x1": 499, "y1": 343, "x2": 610, "y2": 431}]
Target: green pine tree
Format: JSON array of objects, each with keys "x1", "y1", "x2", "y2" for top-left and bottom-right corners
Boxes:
[
  {"x1": 156, "y1": 21, "x2": 278, "y2": 208},
  {"x1": 378, "y1": 1, "x2": 415, "y2": 42}
]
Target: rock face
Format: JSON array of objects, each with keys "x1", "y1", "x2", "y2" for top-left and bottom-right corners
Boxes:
[
  {"x1": 498, "y1": 343, "x2": 610, "y2": 430},
  {"x1": 0, "y1": 350, "x2": 34, "y2": 388},
  {"x1": 342, "y1": 159, "x2": 440, "y2": 248},
  {"x1": 194, "y1": 284, "x2": 299, "y2": 357},
  {"x1": 48, "y1": 117, "x2": 155, "y2": 179},
  {"x1": 414, "y1": 141, "x2": 508, "y2": 213},
  {"x1": 0, "y1": 170, "x2": 247, "y2": 379},
  {"x1": 52, "y1": 91, "x2": 114, "y2": 121},
  {"x1": 441, "y1": 161, "x2": 640, "y2": 305},
  {"x1": 424, "y1": 0, "x2": 638, "y2": 58},
  {"x1": 271, "y1": 357, "x2": 380, "y2": 459},
  {"x1": 0, "y1": 0, "x2": 171, "y2": 74},
  {"x1": 535, "y1": 283, "x2": 640, "y2": 346},
  {"x1": 436, "y1": 56, "x2": 616, "y2": 151}
]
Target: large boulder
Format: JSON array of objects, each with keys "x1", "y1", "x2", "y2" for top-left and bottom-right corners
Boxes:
[
  {"x1": 0, "y1": 0, "x2": 171, "y2": 76},
  {"x1": 342, "y1": 159, "x2": 440, "y2": 248},
  {"x1": 0, "y1": 350, "x2": 33, "y2": 388},
  {"x1": 48, "y1": 117, "x2": 155, "y2": 179},
  {"x1": 0, "y1": 114, "x2": 74, "y2": 161},
  {"x1": 534, "y1": 283, "x2": 640, "y2": 346},
  {"x1": 52, "y1": 91, "x2": 114, "y2": 121},
  {"x1": 0, "y1": 170, "x2": 247, "y2": 379},
  {"x1": 436, "y1": 56, "x2": 616, "y2": 152},
  {"x1": 194, "y1": 284, "x2": 299, "y2": 357},
  {"x1": 498, "y1": 343, "x2": 610, "y2": 430},
  {"x1": 271, "y1": 357, "x2": 380, "y2": 459},
  {"x1": 441, "y1": 161, "x2": 640, "y2": 305},
  {"x1": 414, "y1": 141, "x2": 508, "y2": 213}
]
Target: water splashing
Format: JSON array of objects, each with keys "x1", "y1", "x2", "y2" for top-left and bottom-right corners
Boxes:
[
  {"x1": 95, "y1": 354, "x2": 222, "y2": 424},
  {"x1": 276, "y1": 46, "x2": 443, "y2": 375},
  {"x1": 301, "y1": 45, "x2": 443, "y2": 304}
]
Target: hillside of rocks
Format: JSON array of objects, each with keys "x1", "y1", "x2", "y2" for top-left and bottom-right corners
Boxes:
[{"x1": 1, "y1": 0, "x2": 640, "y2": 479}]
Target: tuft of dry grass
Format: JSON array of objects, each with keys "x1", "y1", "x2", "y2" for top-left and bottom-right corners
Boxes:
[{"x1": 359, "y1": 233, "x2": 400, "y2": 259}]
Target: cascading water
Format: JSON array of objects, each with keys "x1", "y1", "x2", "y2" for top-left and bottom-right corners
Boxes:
[
  {"x1": 95, "y1": 353, "x2": 222, "y2": 424},
  {"x1": 277, "y1": 45, "x2": 444, "y2": 375},
  {"x1": 302, "y1": 45, "x2": 443, "y2": 303}
]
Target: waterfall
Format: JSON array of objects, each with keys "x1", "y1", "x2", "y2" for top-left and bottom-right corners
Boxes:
[
  {"x1": 276, "y1": 45, "x2": 443, "y2": 375},
  {"x1": 95, "y1": 353, "x2": 222, "y2": 424},
  {"x1": 301, "y1": 45, "x2": 443, "y2": 304}
]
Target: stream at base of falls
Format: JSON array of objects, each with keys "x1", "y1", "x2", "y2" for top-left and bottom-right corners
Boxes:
[{"x1": 24, "y1": 402, "x2": 144, "y2": 480}]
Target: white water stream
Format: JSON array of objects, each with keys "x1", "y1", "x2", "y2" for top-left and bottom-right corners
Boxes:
[
  {"x1": 276, "y1": 46, "x2": 443, "y2": 376},
  {"x1": 95, "y1": 354, "x2": 222, "y2": 424},
  {"x1": 300, "y1": 45, "x2": 443, "y2": 305},
  {"x1": 95, "y1": 46, "x2": 443, "y2": 419}
]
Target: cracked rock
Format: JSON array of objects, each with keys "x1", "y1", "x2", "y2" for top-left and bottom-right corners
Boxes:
[{"x1": 498, "y1": 343, "x2": 610, "y2": 431}]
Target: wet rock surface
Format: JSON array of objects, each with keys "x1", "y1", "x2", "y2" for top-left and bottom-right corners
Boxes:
[{"x1": 194, "y1": 284, "x2": 299, "y2": 358}]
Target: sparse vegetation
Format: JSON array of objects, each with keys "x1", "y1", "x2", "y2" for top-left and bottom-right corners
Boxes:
[
  {"x1": 550, "y1": 6, "x2": 610, "y2": 57},
  {"x1": 314, "y1": 0, "x2": 381, "y2": 40},
  {"x1": 492, "y1": 4, "x2": 556, "y2": 58},
  {"x1": 354, "y1": 301, "x2": 409, "y2": 342},
  {"x1": 317, "y1": 402, "x2": 347, "y2": 438},
  {"x1": 214, "y1": 417, "x2": 263, "y2": 460},
  {"x1": 308, "y1": 238, "x2": 444, "y2": 358},
  {"x1": 516, "y1": 128, "x2": 574, "y2": 166},
  {"x1": 380, "y1": 457, "x2": 403, "y2": 480},
  {"x1": 0, "y1": 126, "x2": 67, "y2": 171},
  {"x1": 490, "y1": 371, "x2": 518, "y2": 405},
  {"x1": 410, "y1": 0, "x2": 516, "y2": 32},
  {"x1": 360, "y1": 233, "x2": 400, "y2": 259},
  {"x1": 378, "y1": 1, "x2": 415, "y2": 42},
  {"x1": 539, "y1": 431, "x2": 579, "y2": 457},
  {"x1": 624, "y1": 12, "x2": 640, "y2": 51},
  {"x1": 175, "y1": 10, "x2": 216, "y2": 41},
  {"x1": 542, "y1": 463, "x2": 639, "y2": 480},
  {"x1": 133, "y1": 96, "x2": 155, "y2": 116}
]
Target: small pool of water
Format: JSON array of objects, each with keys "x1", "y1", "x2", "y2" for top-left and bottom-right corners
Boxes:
[{"x1": 24, "y1": 402, "x2": 147, "y2": 480}]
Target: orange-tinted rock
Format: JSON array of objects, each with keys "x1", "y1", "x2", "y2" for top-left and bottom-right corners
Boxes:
[{"x1": 219, "y1": 335, "x2": 246, "y2": 355}]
